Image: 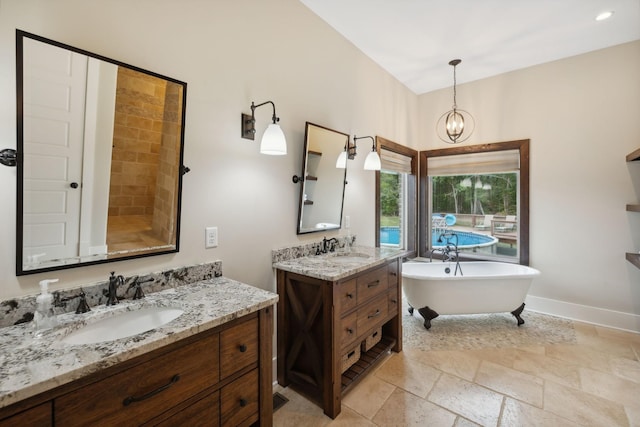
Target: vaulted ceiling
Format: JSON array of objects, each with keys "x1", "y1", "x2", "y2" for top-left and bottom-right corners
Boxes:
[{"x1": 300, "y1": 0, "x2": 640, "y2": 94}]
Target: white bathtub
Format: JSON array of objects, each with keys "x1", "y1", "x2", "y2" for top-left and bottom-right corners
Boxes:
[{"x1": 402, "y1": 261, "x2": 541, "y2": 329}]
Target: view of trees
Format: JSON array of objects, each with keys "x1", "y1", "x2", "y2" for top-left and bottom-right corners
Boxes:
[
  {"x1": 432, "y1": 173, "x2": 517, "y2": 216},
  {"x1": 380, "y1": 172, "x2": 400, "y2": 219}
]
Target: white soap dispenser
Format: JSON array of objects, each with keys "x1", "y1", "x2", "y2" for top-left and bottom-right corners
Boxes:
[{"x1": 33, "y1": 279, "x2": 59, "y2": 336}]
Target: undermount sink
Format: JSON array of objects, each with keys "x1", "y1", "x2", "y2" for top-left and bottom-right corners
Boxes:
[
  {"x1": 327, "y1": 252, "x2": 371, "y2": 262},
  {"x1": 61, "y1": 306, "x2": 184, "y2": 345}
]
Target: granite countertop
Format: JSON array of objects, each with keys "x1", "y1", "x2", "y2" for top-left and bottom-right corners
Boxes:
[
  {"x1": 0, "y1": 277, "x2": 278, "y2": 409},
  {"x1": 273, "y1": 245, "x2": 410, "y2": 281}
]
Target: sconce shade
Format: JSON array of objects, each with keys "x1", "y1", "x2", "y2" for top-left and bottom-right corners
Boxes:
[
  {"x1": 364, "y1": 150, "x2": 381, "y2": 170},
  {"x1": 336, "y1": 150, "x2": 347, "y2": 168},
  {"x1": 260, "y1": 123, "x2": 287, "y2": 155}
]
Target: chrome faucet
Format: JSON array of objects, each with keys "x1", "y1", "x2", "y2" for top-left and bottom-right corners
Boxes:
[{"x1": 107, "y1": 272, "x2": 124, "y2": 305}]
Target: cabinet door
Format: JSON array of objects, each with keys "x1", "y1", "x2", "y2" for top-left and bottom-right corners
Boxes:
[{"x1": 55, "y1": 333, "x2": 219, "y2": 426}]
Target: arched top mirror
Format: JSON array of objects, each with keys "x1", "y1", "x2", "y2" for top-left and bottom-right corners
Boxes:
[
  {"x1": 296, "y1": 122, "x2": 348, "y2": 234},
  {"x1": 16, "y1": 30, "x2": 188, "y2": 275}
]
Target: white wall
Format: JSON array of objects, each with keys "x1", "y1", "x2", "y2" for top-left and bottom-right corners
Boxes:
[
  {"x1": 419, "y1": 41, "x2": 640, "y2": 331},
  {"x1": 0, "y1": 0, "x2": 418, "y2": 300}
]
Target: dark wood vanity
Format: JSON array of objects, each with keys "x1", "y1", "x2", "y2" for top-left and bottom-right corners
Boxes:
[
  {"x1": 0, "y1": 307, "x2": 274, "y2": 427},
  {"x1": 276, "y1": 257, "x2": 402, "y2": 419}
]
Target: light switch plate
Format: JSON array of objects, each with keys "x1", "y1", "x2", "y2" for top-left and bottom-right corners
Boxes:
[{"x1": 205, "y1": 227, "x2": 218, "y2": 248}]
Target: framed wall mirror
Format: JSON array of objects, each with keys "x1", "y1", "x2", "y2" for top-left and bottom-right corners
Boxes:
[
  {"x1": 296, "y1": 122, "x2": 348, "y2": 234},
  {"x1": 16, "y1": 30, "x2": 188, "y2": 275}
]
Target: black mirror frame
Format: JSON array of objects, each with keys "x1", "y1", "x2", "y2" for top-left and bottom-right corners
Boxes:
[{"x1": 15, "y1": 30, "x2": 188, "y2": 275}]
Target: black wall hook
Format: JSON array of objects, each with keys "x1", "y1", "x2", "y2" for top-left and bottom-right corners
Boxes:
[{"x1": 0, "y1": 149, "x2": 17, "y2": 167}]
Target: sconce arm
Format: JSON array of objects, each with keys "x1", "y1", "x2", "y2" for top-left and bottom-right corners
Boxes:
[{"x1": 251, "y1": 101, "x2": 279, "y2": 124}]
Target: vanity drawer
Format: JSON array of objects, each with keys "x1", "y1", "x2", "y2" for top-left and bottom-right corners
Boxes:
[
  {"x1": 220, "y1": 368, "x2": 259, "y2": 427},
  {"x1": 220, "y1": 316, "x2": 259, "y2": 380},
  {"x1": 356, "y1": 293, "x2": 388, "y2": 335},
  {"x1": 356, "y1": 265, "x2": 388, "y2": 303},
  {"x1": 340, "y1": 311, "x2": 358, "y2": 349},
  {"x1": 55, "y1": 332, "x2": 219, "y2": 426},
  {"x1": 0, "y1": 402, "x2": 51, "y2": 427},
  {"x1": 387, "y1": 289, "x2": 399, "y2": 316},
  {"x1": 339, "y1": 278, "x2": 357, "y2": 314},
  {"x1": 153, "y1": 391, "x2": 219, "y2": 427},
  {"x1": 387, "y1": 260, "x2": 399, "y2": 289}
]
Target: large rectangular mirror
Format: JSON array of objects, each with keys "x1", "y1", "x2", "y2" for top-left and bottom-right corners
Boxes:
[
  {"x1": 296, "y1": 122, "x2": 348, "y2": 234},
  {"x1": 16, "y1": 30, "x2": 187, "y2": 275}
]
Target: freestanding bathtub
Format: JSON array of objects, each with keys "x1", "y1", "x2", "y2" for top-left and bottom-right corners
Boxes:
[{"x1": 402, "y1": 261, "x2": 541, "y2": 329}]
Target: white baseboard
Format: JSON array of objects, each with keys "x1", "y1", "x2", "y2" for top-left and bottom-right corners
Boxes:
[{"x1": 525, "y1": 295, "x2": 640, "y2": 334}]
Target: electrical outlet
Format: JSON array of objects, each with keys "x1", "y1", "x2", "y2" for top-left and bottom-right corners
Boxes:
[{"x1": 205, "y1": 227, "x2": 218, "y2": 248}]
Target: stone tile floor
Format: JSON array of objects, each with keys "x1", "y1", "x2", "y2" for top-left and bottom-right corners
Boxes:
[{"x1": 273, "y1": 310, "x2": 640, "y2": 426}]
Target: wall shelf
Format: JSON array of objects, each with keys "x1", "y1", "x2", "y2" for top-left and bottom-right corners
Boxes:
[
  {"x1": 626, "y1": 148, "x2": 640, "y2": 162},
  {"x1": 626, "y1": 253, "x2": 640, "y2": 269},
  {"x1": 627, "y1": 149, "x2": 640, "y2": 270}
]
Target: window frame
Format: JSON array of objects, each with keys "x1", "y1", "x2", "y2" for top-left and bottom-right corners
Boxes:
[
  {"x1": 419, "y1": 140, "x2": 530, "y2": 265},
  {"x1": 375, "y1": 136, "x2": 418, "y2": 257}
]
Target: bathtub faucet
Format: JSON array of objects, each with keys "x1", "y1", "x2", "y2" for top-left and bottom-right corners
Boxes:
[{"x1": 441, "y1": 242, "x2": 463, "y2": 276}]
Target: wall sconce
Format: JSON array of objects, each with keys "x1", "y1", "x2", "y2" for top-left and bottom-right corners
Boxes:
[
  {"x1": 436, "y1": 59, "x2": 475, "y2": 144},
  {"x1": 241, "y1": 101, "x2": 287, "y2": 155},
  {"x1": 336, "y1": 135, "x2": 380, "y2": 171}
]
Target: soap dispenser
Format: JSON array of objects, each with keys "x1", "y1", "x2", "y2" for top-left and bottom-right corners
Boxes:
[{"x1": 33, "y1": 279, "x2": 59, "y2": 336}]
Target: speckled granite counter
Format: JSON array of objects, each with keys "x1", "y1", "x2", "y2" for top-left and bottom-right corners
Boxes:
[
  {"x1": 273, "y1": 245, "x2": 409, "y2": 281},
  {"x1": 0, "y1": 276, "x2": 278, "y2": 408}
]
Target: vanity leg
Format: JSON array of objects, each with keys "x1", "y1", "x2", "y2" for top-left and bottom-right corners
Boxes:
[
  {"x1": 511, "y1": 303, "x2": 526, "y2": 326},
  {"x1": 417, "y1": 306, "x2": 439, "y2": 330}
]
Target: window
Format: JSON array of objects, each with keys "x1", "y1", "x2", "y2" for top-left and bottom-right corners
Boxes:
[
  {"x1": 419, "y1": 140, "x2": 530, "y2": 265},
  {"x1": 375, "y1": 137, "x2": 418, "y2": 256}
]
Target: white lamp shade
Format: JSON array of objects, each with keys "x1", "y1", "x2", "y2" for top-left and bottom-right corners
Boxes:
[
  {"x1": 364, "y1": 151, "x2": 381, "y2": 170},
  {"x1": 260, "y1": 124, "x2": 287, "y2": 155},
  {"x1": 336, "y1": 151, "x2": 347, "y2": 168}
]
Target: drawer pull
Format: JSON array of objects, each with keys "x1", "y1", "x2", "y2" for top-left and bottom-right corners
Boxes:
[
  {"x1": 122, "y1": 374, "x2": 180, "y2": 406},
  {"x1": 390, "y1": 299, "x2": 397, "y2": 304},
  {"x1": 368, "y1": 309, "x2": 381, "y2": 319},
  {"x1": 239, "y1": 344, "x2": 247, "y2": 353},
  {"x1": 239, "y1": 398, "x2": 248, "y2": 407},
  {"x1": 367, "y1": 280, "x2": 380, "y2": 288},
  {"x1": 346, "y1": 292, "x2": 354, "y2": 299},
  {"x1": 346, "y1": 327, "x2": 354, "y2": 334}
]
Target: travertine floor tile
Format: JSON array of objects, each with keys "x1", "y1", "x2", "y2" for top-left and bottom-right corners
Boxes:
[
  {"x1": 342, "y1": 373, "x2": 396, "y2": 419},
  {"x1": 371, "y1": 388, "x2": 457, "y2": 427},
  {"x1": 466, "y1": 347, "x2": 520, "y2": 369},
  {"x1": 475, "y1": 360, "x2": 543, "y2": 407},
  {"x1": 579, "y1": 367, "x2": 640, "y2": 410},
  {"x1": 429, "y1": 373, "x2": 503, "y2": 426},
  {"x1": 610, "y1": 356, "x2": 640, "y2": 384},
  {"x1": 404, "y1": 348, "x2": 481, "y2": 381},
  {"x1": 500, "y1": 397, "x2": 581, "y2": 427},
  {"x1": 512, "y1": 349, "x2": 582, "y2": 388},
  {"x1": 374, "y1": 352, "x2": 441, "y2": 398},
  {"x1": 545, "y1": 343, "x2": 614, "y2": 373},
  {"x1": 544, "y1": 380, "x2": 630, "y2": 426}
]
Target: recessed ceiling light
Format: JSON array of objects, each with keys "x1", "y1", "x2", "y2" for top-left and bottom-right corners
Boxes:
[{"x1": 595, "y1": 11, "x2": 614, "y2": 21}]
